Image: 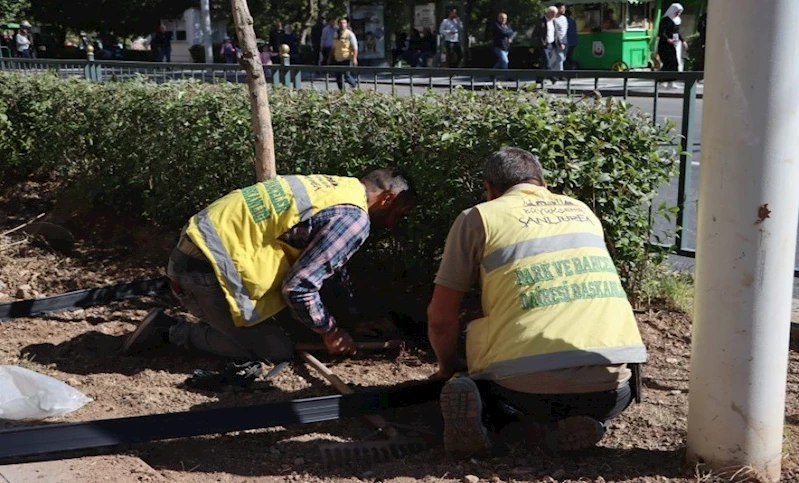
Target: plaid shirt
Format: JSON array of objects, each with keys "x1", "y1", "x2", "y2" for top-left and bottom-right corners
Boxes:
[{"x1": 279, "y1": 205, "x2": 370, "y2": 333}]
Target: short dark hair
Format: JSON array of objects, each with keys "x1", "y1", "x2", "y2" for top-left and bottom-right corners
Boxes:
[
  {"x1": 555, "y1": 2, "x2": 565, "y2": 8},
  {"x1": 361, "y1": 167, "x2": 416, "y2": 204},
  {"x1": 483, "y1": 147, "x2": 545, "y2": 194}
]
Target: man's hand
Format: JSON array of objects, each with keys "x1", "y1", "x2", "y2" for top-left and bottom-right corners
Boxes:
[
  {"x1": 322, "y1": 327, "x2": 357, "y2": 355},
  {"x1": 352, "y1": 57, "x2": 358, "y2": 67}
]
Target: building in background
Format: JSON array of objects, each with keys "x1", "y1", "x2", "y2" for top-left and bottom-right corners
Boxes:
[{"x1": 161, "y1": 8, "x2": 227, "y2": 62}]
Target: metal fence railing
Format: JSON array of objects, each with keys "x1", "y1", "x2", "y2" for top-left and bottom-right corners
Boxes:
[{"x1": 0, "y1": 57, "x2": 795, "y2": 276}]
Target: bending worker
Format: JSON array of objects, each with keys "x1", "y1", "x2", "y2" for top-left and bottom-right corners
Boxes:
[
  {"x1": 427, "y1": 147, "x2": 646, "y2": 458},
  {"x1": 123, "y1": 169, "x2": 415, "y2": 361}
]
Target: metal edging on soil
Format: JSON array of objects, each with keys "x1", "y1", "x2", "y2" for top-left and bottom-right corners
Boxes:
[
  {"x1": 0, "y1": 378, "x2": 446, "y2": 464},
  {"x1": 0, "y1": 277, "x2": 168, "y2": 321}
]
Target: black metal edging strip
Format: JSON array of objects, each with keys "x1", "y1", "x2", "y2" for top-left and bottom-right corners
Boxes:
[
  {"x1": 0, "y1": 378, "x2": 446, "y2": 462},
  {"x1": 0, "y1": 277, "x2": 169, "y2": 321}
]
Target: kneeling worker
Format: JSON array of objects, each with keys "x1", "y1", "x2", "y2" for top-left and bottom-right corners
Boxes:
[
  {"x1": 124, "y1": 169, "x2": 415, "y2": 360},
  {"x1": 427, "y1": 147, "x2": 646, "y2": 458}
]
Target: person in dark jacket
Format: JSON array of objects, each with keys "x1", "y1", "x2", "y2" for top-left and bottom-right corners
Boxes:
[
  {"x1": 657, "y1": 3, "x2": 687, "y2": 88},
  {"x1": 529, "y1": 13, "x2": 549, "y2": 70},
  {"x1": 492, "y1": 12, "x2": 514, "y2": 70},
  {"x1": 565, "y1": 9, "x2": 578, "y2": 70},
  {"x1": 151, "y1": 24, "x2": 172, "y2": 62},
  {"x1": 311, "y1": 16, "x2": 324, "y2": 65},
  {"x1": 269, "y1": 22, "x2": 285, "y2": 55}
]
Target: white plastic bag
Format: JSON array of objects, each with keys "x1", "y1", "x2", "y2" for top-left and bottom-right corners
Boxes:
[{"x1": 0, "y1": 365, "x2": 92, "y2": 420}]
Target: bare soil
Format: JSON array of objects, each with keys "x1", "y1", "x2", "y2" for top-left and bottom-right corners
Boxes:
[{"x1": 0, "y1": 180, "x2": 797, "y2": 483}]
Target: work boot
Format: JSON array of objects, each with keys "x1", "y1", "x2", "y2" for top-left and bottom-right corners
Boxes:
[
  {"x1": 555, "y1": 416, "x2": 606, "y2": 450},
  {"x1": 440, "y1": 375, "x2": 493, "y2": 459},
  {"x1": 122, "y1": 308, "x2": 177, "y2": 355},
  {"x1": 529, "y1": 415, "x2": 606, "y2": 452}
]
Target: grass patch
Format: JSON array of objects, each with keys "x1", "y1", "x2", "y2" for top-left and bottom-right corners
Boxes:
[{"x1": 637, "y1": 261, "x2": 695, "y2": 313}]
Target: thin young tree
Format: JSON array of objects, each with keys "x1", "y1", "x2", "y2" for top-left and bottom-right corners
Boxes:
[{"x1": 230, "y1": 0, "x2": 276, "y2": 181}]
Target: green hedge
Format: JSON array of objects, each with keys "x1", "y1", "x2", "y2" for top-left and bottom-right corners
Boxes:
[{"x1": 0, "y1": 72, "x2": 677, "y2": 297}]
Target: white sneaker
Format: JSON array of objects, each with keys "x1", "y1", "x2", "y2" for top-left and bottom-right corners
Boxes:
[{"x1": 440, "y1": 376, "x2": 492, "y2": 459}]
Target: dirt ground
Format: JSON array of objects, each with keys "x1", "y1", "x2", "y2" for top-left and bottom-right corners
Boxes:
[{"x1": 0, "y1": 180, "x2": 797, "y2": 483}]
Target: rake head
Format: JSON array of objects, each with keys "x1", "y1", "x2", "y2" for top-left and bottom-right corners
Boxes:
[{"x1": 318, "y1": 437, "x2": 430, "y2": 466}]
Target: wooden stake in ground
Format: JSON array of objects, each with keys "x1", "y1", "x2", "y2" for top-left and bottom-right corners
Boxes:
[{"x1": 230, "y1": 0, "x2": 277, "y2": 181}]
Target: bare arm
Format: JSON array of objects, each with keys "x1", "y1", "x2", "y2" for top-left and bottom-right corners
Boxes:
[{"x1": 427, "y1": 284, "x2": 466, "y2": 378}]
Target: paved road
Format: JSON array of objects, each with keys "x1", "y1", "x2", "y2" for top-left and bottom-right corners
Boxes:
[{"x1": 624, "y1": 96, "x2": 799, "y2": 275}]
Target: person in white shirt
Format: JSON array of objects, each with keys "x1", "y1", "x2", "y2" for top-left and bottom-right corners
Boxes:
[
  {"x1": 551, "y1": 3, "x2": 569, "y2": 71},
  {"x1": 438, "y1": 7, "x2": 463, "y2": 68},
  {"x1": 320, "y1": 17, "x2": 337, "y2": 65},
  {"x1": 15, "y1": 28, "x2": 31, "y2": 58}
]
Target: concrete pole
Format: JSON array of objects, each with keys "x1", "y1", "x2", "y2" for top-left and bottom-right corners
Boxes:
[
  {"x1": 686, "y1": 0, "x2": 799, "y2": 481},
  {"x1": 200, "y1": 0, "x2": 214, "y2": 63}
]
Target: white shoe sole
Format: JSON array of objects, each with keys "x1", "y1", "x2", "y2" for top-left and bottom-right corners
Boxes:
[{"x1": 440, "y1": 377, "x2": 492, "y2": 458}]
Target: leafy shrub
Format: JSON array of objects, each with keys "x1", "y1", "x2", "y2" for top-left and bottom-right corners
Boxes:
[{"x1": 0, "y1": 72, "x2": 677, "y2": 298}]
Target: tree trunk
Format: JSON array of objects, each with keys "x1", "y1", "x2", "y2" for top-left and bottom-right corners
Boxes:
[{"x1": 230, "y1": 0, "x2": 277, "y2": 181}]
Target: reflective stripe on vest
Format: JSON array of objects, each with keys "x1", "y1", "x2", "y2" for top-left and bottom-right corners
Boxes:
[
  {"x1": 184, "y1": 174, "x2": 369, "y2": 327},
  {"x1": 284, "y1": 175, "x2": 313, "y2": 222},
  {"x1": 193, "y1": 175, "x2": 317, "y2": 326},
  {"x1": 482, "y1": 232, "x2": 607, "y2": 273},
  {"x1": 195, "y1": 208, "x2": 260, "y2": 325}
]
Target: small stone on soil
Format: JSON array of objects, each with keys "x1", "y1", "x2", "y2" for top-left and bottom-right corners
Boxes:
[
  {"x1": 552, "y1": 468, "x2": 566, "y2": 479},
  {"x1": 15, "y1": 284, "x2": 32, "y2": 299},
  {"x1": 463, "y1": 475, "x2": 479, "y2": 483}
]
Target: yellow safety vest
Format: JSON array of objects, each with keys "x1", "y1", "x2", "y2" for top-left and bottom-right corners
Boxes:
[
  {"x1": 466, "y1": 184, "x2": 646, "y2": 380},
  {"x1": 184, "y1": 174, "x2": 369, "y2": 328},
  {"x1": 332, "y1": 29, "x2": 354, "y2": 61}
]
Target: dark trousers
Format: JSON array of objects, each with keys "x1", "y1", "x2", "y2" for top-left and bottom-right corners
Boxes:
[
  {"x1": 476, "y1": 380, "x2": 633, "y2": 434},
  {"x1": 565, "y1": 45, "x2": 576, "y2": 69},
  {"x1": 167, "y1": 246, "x2": 356, "y2": 362},
  {"x1": 444, "y1": 41, "x2": 462, "y2": 67},
  {"x1": 332, "y1": 59, "x2": 357, "y2": 90},
  {"x1": 156, "y1": 47, "x2": 171, "y2": 63}
]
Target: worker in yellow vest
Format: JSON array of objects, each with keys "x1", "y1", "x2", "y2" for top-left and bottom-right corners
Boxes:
[
  {"x1": 426, "y1": 147, "x2": 646, "y2": 458},
  {"x1": 123, "y1": 169, "x2": 415, "y2": 362},
  {"x1": 326, "y1": 17, "x2": 359, "y2": 91}
]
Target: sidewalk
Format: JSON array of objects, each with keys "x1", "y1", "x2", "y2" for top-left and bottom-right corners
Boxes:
[
  {"x1": 372, "y1": 74, "x2": 703, "y2": 98},
  {"x1": 298, "y1": 72, "x2": 702, "y2": 98}
]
